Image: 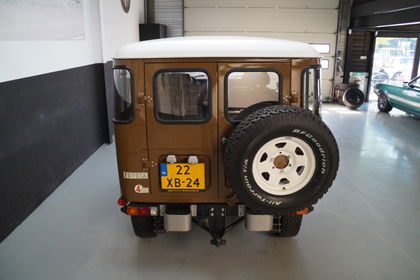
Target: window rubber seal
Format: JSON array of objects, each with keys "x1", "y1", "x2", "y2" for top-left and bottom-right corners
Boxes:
[
  {"x1": 112, "y1": 65, "x2": 135, "y2": 124},
  {"x1": 152, "y1": 68, "x2": 212, "y2": 125}
]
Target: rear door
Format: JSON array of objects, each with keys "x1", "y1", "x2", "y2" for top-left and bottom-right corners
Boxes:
[
  {"x1": 144, "y1": 62, "x2": 219, "y2": 201},
  {"x1": 217, "y1": 62, "x2": 291, "y2": 195}
]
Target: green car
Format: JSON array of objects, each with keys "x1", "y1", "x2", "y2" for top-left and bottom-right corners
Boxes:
[{"x1": 375, "y1": 76, "x2": 420, "y2": 117}]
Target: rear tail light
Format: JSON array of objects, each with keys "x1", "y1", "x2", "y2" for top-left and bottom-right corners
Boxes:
[
  {"x1": 126, "y1": 206, "x2": 151, "y2": 216},
  {"x1": 117, "y1": 197, "x2": 126, "y2": 206}
]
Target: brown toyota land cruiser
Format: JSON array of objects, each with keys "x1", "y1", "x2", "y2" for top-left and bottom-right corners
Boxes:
[{"x1": 113, "y1": 36, "x2": 339, "y2": 246}]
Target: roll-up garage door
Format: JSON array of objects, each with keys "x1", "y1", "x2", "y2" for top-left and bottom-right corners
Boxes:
[
  {"x1": 184, "y1": 0, "x2": 339, "y2": 100},
  {"x1": 150, "y1": 0, "x2": 184, "y2": 37}
]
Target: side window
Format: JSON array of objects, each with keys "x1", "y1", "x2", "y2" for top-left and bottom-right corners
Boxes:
[
  {"x1": 301, "y1": 66, "x2": 321, "y2": 116},
  {"x1": 113, "y1": 66, "x2": 134, "y2": 123},
  {"x1": 154, "y1": 70, "x2": 210, "y2": 123},
  {"x1": 226, "y1": 70, "x2": 281, "y2": 122}
]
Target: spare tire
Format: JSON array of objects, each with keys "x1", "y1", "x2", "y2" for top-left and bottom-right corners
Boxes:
[
  {"x1": 342, "y1": 88, "x2": 365, "y2": 109},
  {"x1": 224, "y1": 105, "x2": 339, "y2": 214},
  {"x1": 234, "y1": 101, "x2": 278, "y2": 122}
]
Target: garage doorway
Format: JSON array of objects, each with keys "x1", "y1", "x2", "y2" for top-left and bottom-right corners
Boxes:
[{"x1": 370, "y1": 36, "x2": 417, "y2": 101}]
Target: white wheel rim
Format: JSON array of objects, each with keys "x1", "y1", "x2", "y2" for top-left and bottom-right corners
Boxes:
[{"x1": 251, "y1": 136, "x2": 316, "y2": 196}]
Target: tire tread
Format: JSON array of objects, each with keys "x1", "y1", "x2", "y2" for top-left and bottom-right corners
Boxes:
[
  {"x1": 271, "y1": 215, "x2": 302, "y2": 237},
  {"x1": 131, "y1": 216, "x2": 157, "y2": 238},
  {"x1": 377, "y1": 92, "x2": 393, "y2": 113},
  {"x1": 224, "y1": 105, "x2": 339, "y2": 214}
]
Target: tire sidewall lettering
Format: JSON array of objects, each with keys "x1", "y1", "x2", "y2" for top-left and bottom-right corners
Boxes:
[
  {"x1": 292, "y1": 129, "x2": 328, "y2": 175},
  {"x1": 225, "y1": 106, "x2": 339, "y2": 214},
  {"x1": 240, "y1": 127, "x2": 331, "y2": 208},
  {"x1": 242, "y1": 158, "x2": 282, "y2": 205}
]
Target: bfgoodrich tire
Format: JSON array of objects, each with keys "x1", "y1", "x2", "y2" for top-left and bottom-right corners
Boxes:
[
  {"x1": 271, "y1": 215, "x2": 302, "y2": 237},
  {"x1": 131, "y1": 216, "x2": 157, "y2": 238},
  {"x1": 224, "y1": 105, "x2": 339, "y2": 214}
]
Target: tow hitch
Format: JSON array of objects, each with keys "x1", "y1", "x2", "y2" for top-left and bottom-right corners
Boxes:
[{"x1": 192, "y1": 205, "x2": 245, "y2": 247}]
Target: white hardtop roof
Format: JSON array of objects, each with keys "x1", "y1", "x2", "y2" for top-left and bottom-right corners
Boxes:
[{"x1": 114, "y1": 36, "x2": 321, "y2": 59}]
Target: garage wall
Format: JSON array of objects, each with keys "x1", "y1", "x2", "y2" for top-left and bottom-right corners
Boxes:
[
  {"x1": 0, "y1": 1, "x2": 102, "y2": 83},
  {"x1": 99, "y1": 0, "x2": 142, "y2": 62},
  {"x1": 184, "y1": 0, "x2": 339, "y2": 100},
  {"x1": 99, "y1": 0, "x2": 143, "y2": 142},
  {"x1": 0, "y1": 1, "x2": 143, "y2": 242}
]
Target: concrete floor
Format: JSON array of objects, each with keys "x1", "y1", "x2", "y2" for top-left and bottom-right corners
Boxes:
[{"x1": 1, "y1": 103, "x2": 419, "y2": 280}]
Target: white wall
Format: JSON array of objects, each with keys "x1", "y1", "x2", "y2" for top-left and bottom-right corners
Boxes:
[
  {"x1": 99, "y1": 0, "x2": 143, "y2": 62},
  {"x1": 0, "y1": 0, "x2": 143, "y2": 83},
  {"x1": 0, "y1": 0, "x2": 102, "y2": 83}
]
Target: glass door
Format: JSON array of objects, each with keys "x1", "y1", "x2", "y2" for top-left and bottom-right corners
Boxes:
[{"x1": 370, "y1": 37, "x2": 417, "y2": 101}]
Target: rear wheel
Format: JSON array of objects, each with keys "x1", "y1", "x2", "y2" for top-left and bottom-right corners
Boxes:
[
  {"x1": 377, "y1": 93, "x2": 393, "y2": 113},
  {"x1": 271, "y1": 215, "x2": 302, "y2": 237},
  {"x1": 131, "y1": 216, "x2": 157, "y2": 238}
]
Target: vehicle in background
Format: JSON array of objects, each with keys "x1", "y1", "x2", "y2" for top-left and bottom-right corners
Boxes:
[
  {"x1": 375, "y1": 76, "x2": 420, "y2": 117},
  {"x1": 371, "y1": 57, "x2": 414, "y2": 86},
  {"x1": 371, "y1": 68, "x2": 389, "y2": 87}
]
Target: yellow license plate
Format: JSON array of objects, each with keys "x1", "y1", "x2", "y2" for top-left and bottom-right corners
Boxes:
[{"x1": 160, "y1": 163, "x2": 205, "y2": 191}]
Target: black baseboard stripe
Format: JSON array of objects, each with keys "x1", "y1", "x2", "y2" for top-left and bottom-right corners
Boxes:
[{"x1": 0, "y1": 64, "x2": 110, "y2": 242}]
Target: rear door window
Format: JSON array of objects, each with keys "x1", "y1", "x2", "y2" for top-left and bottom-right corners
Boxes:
[
  {"x1": 154, "y1": 70, "x2": 210, "y2": 123},
  {"x1": 225, "y1": 70, "x2": 281, "y2": 122}
]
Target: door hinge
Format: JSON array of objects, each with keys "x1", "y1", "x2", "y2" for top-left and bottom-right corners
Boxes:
[
  {"x1": 283, "y1": 91, "x2": 299, "y2": 105},
  {"x1": 142, "y1": 158, "x2": 157, "y2": 170},
  {"x1": 137, "y1": 92, "x2": 153, "y2": 107}
]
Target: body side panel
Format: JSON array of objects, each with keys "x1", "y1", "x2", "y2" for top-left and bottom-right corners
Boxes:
[{"x1": 378, "y1": 83, "x2": 420, "y2": 116}]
